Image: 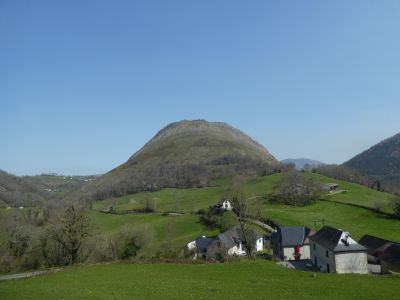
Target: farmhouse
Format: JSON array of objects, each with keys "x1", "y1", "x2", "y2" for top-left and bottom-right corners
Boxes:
[
  {"x1": 214, "y1": 198, "x2": 232, "y2": 211},
  {"x1": 187, "y1": 226, "x2": 263, "y2": 259},
  {"x1": 358, "y1": 234, "x2": 400, "y2": 274},
  {"x1": 270, "y1": 226, "x2": 313, "y2": 261},
  {"x1": 186, "y1": 236, "x2": 214, "y2": 259},
  {"x1": 380, "y1": 244, "x2": 400, "y2": 274},
  {"x1": 310, "y1": 226, "x2": 368, "y2": 274},
  {"x1": 321, "y1": 183, "x2": 339, "y2": 193}
]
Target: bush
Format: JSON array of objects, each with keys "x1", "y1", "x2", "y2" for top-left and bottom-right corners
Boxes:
[
  {"x1": 116, "y1": 225, "x2": 154, "y2": 260},
  {"x1": 84, "y1": 234, "x2": 118, "y2": 263},
  {"x1": 393, "y1": 197, "x2": 400, "y2": 219}
]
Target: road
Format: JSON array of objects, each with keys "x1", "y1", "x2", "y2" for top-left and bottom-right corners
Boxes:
[{"x1": 0, "y1": 269, "x2": 61, "y2": 281}]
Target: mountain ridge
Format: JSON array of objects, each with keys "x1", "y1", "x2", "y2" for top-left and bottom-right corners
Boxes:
[
  {"x1": 73, "y1": 120, "x2": 280, "y2": 201},
  {"x1": 344, "y1": 132, "x2": 400, "y2": 193}
]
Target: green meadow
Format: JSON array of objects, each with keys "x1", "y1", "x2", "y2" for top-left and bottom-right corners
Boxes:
[
  {"x1": 92, "y1": 173, "x2": 400, "y2": 243},
  {"x1": 1, "y1": 260, "x2": 399, "y2": 299}
]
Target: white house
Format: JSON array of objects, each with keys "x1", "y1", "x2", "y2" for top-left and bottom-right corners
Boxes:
[
  {"x1": 187, "y1": 226, "x2": 263, "y2": 260},
  {"x1": 310, "y1": 226, "x2": 368, "y2": 274},
  {"x1": 214, "y1": 199, "x2": 233, "y2": 211},
  {"x1": 270, "y1": 226, "x2": 313, "y2": 261}
]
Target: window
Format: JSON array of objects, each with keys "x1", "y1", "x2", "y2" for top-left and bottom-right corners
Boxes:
[
  {"x1": 326, "y1": 250, "x2": 329, "y2": 258},
  {"x1": 313, "y1": 243, "x2": 316, "y2": 250}
]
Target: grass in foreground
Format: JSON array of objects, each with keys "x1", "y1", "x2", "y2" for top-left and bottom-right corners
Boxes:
[{"x1": 1, "y1": 260, "x2": 399, "y2": 299}]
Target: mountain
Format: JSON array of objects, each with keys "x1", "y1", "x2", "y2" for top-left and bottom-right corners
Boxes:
[
  {"x1": 344, "y1": 132, "x2": 400, "y2": 193},
  {"x1": 76, "y1": 120, "x2": 279, "y2": 200},
  {"x1": 281, "y1": 158, "x2": 325, "y2": 170}
]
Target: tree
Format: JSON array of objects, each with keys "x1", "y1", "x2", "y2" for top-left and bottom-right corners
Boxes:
[
  {"x1": 49, "y1": 204, "x2": 92, "y2": 264},
  {"x1": 117, "y1": 225, "x2": 154, "y2": 259},
  {"x1": 274, "y1": 171, "x2": 321, "y2": 206},
  {"x1": 231, "y1": 190, "x2": 260, "y2": 259},
  {"x1": 393, "y1": 197, "x2": 400, "y2": 219},
  {"x1": 144, "y1": 194, "x2": 156, "y2": 212}
]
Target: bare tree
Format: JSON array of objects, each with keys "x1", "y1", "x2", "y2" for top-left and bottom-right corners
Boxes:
[
  {"x1": 50, "y1": 204, "x2": 92, "y2": 264},
  {"x1": 231, "y1": 190, "x2": 260, "y2": 259}
]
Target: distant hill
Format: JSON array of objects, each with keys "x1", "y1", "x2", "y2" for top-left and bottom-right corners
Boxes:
[
  {"x1": 0, "y1": 170, "x2": 45, "y2": 207},
  {"x1": 281, "y1": 158, "x2": 325, "y2": 170},
  {"x1": 344, "y1": 132, "x2": 400, "y2": 194},
  {"x1": 0, "y1": 170, "x2": 97, "y2": 207},
  {"x1": 75, "y1": 120, "x2": 280, "y2": 200}
]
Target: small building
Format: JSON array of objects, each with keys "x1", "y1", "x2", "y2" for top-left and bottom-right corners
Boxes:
[
  {"x1": 310, "y1": 226, "x2": 368, "y2": 274},
  {"x1": 358, "y1": 235, "x2": 399, "y2": 274},
  {"x1": 270, "y1": 226, "x2": 313, "y2": 261},
  {"x1": 321, "y1": 183, "x2": 339, "y2": 193},
  {"x1": 380, "y1": 244, "x2": 400, "y2": 274},
  {"x1": 186, "y1": 236, "x2": 214, "y2": 259},
  {"x1": 214, "y1": 199, "x2": 232, "y2": 211},
  {"x1": 187, "y1": 226, "x2": 263, "y2": 260}
]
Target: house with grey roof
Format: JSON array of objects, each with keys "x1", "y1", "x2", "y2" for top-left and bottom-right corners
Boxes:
[
  {"x1": 380, "y1": 244, "x2": 400, "y2": 274},
  {"x1": 310, "y1": 226, "x2": 368, "y2": 274},
  {"x1": 270, "y1": 226, "x2": 314, "y2": 261},
  {"x1": 321, "y1": 183, "x2": 339, "y2": 193},
  {"x1": 213, "y1": 198, "x2": 232, "y2": 211},
  {"x1": 186, "y1": 236, "x2": 215, "y2": 259},
  {"x1": 186, "y1": 226, "x2": 263, "y2": 260},
  {"x1": 358, "y1": 234, "x2": 400, "y2": 274}
]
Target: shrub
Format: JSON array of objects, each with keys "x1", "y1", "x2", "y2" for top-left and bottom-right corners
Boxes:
[
  {"x1": 393, "y1": 197, "x2": 400, "y2": 219},
  {"x1": 116, "y1": 225, "x2": 154, "y2": 260}
]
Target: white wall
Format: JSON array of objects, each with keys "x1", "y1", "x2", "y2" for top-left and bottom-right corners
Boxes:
[
  {"x1": 256, "y1": 238, "x2": 263, "y2": 252},
  {"x1": 187, "y1": 240, "x2": 196, "y2": 251},
  {"x1": 335, "y1": 252, "x2": 368, "y2": 274}
]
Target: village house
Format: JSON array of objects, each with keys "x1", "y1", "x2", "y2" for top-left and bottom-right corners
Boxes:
[
  {"x1": 186, "y1": 226, "x2": 263, "y2": 260},
  {"x1": 213, "y1": 198, "x2": 232, "y2": 211},
  {"x1": 380, "y1": 244, "x2": 400, "y2": 274},
  {"x1": 321, "y1": 183, "x2": 339, "y2": 193},
  {"x1": 310, "y1": 226, "x2": 368, "y2": 274},
  {"x1": 270, "y1": 226, "x2": 314, "y2": 261},
  {"x1": 358, "y1": 234, "x2": 400, "y2": 274},
  {"x1": 186, "y1": 236, "x2": 214, "y2": 259}
]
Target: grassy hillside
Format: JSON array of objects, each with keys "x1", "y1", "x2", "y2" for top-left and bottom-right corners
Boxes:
[
  {"x1": 344, "y1": 132, "x2": 400, "y2": 194},
  {"x1": 1, "y1": 260, "x2": 400, "y2": 299},
  {"x1": 93, "y1": 212, "x2": 218, "y2": 255},
  {"x1": 92, "y1": 173, "x2": 400, "y2": 244},
  {"x1": 74, "y1": 120, "x2": 279, "y2": 201}
]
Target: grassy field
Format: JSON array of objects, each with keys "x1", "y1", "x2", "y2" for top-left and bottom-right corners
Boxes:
[
  {"x1": 309, "y1": 173, "x2": 396, "y2": 211},
  {"x1": 94, "y1": 173, "x2": 395, "y2": 213},
  {"x1": 1, "y1": 260, "x2": 400, "y2": 299},
  {"x1": 264, "y1": 201, "x2": 400, "y2": 241},
  {"x1": 91, "y1": 173, "x2": 400, "y2": 242},
  {"x1": 92, "y1": 212, "x2": 218, "y2": 255}
]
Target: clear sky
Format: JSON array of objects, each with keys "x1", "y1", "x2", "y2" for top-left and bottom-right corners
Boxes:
[{"x1": 1, "y1": 0, "x2": 400, "y2": 175}]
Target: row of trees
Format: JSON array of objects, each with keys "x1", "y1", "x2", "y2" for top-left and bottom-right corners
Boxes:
[{"x1": 0, "y1": 204, "x2": 157, "y2": 273}]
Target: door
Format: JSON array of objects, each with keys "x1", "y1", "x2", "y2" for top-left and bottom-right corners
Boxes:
[{"x1": 327, "y1": 263, "x2": 330, "y2": 273}]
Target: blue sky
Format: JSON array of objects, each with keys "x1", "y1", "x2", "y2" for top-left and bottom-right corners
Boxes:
[{"x1": 1, "y1": 0, "x2": 400, "y2": 175}]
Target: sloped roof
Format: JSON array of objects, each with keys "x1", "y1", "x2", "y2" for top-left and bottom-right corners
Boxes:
[
  {"x1": 381, "y1": 244, "x2": 400, "y2": 270},
  {"x1": 277, "y1": 226, "x2": 312, "y2": 247},
  {"x1": 217, "y1": 226, "x2": 262, "y2": 250},
  {"x1": 310, "y1": 226, "x2": 366, "y2": 253},
  {"x1": 218, "y1": 226, "x2": 241, "y2": 249},
  {"x1": 359, "y1": 235, "x2": 399, "y2": 256},
  {"x1": 195, "y1": 237, "x2": 214, "y2": 252}
]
